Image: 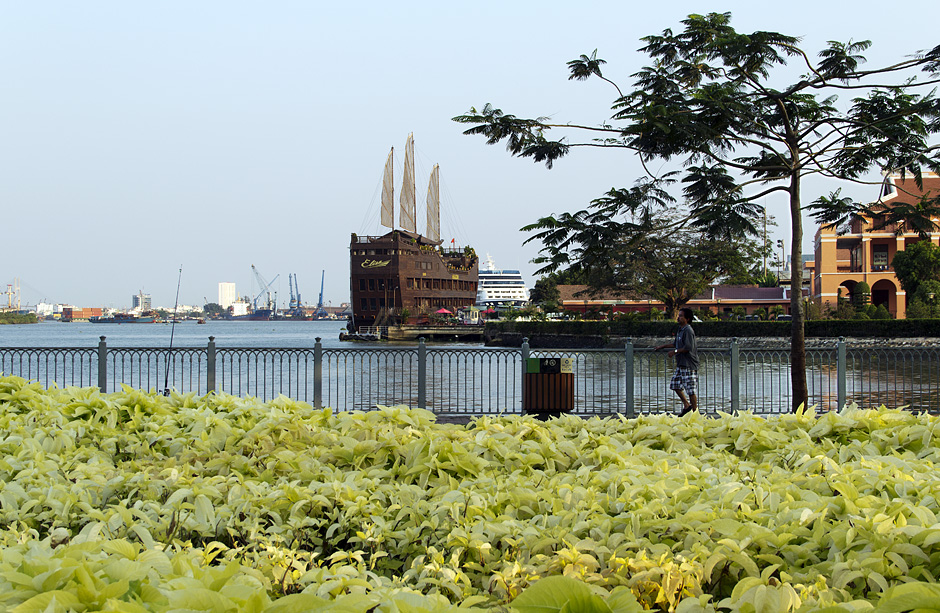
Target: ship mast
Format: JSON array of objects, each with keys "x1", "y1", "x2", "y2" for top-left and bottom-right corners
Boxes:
[
  {"x1": 380, "y1": 147, "x2": 394, "y2": 229},
  {"x1": 399, "y1": 133, "x2": 417, "y2": 233},
  {"x1": 426, "y1": 164, "x2": 440, "y2": 243}
]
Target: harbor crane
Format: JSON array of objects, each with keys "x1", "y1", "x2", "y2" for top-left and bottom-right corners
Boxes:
[
  {"x1": 288, "y1": 273, "x2": 303, "y2": 310},
  {"x1": 251, "y1": 265, "x2": 279, "y2": 311},
  {"x1": 286, "y1": 273, "x2": 306, "y2": 318},
  {"x1": 315, "y1": 270, "x2": 328, "y2": 319}
]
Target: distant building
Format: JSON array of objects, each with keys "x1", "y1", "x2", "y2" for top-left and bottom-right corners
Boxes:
[
  {"x1": 132, "y1": 291, "x2": 152, "y2": 311},
  {"x1": 218, "y1": 282, "x2": 237, "y2": 309},
  {"x1": 812, "y1": 172, "x2": 940, "y2": 318},
  {"x1": 557, "y1": 284, "x2": 802, "y2": 317}
]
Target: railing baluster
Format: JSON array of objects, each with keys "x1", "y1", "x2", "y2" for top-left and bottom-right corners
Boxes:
[
  {"x1": 730, "y1": 338, "x2": 740, "y2": 414},
  {"x1": 417, "y1": 338, "x2": 427, "y2": 409},
  {"x1": 97, "y1": 336, "x2": 107, "y2": 393},
  {"x1": 625, "y1": 339, "x2": 635, "y2": 419}
]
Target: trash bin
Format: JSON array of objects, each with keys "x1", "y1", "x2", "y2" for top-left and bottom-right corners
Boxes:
[{"x1": 523, "y1": 357, "x2": 574, "y2": 419}]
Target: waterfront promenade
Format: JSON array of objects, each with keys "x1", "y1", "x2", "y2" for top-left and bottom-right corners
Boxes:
[{"x1": 4, "y1": 321, "x2": 940, "y2": 416}]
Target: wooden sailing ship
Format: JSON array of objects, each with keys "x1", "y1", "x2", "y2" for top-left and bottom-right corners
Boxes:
[{"x1": 349, "y1": 134, "x2": 479, "y2": 331}]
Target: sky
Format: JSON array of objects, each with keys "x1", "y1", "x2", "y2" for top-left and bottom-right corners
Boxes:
[{"x1": 2, "y1": 1, "x2": 938, "y2": 310}]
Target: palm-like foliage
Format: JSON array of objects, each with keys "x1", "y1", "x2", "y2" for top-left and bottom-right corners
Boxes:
[{"x1": 455, "y1": 12, "x2": 940, "y2": 411}]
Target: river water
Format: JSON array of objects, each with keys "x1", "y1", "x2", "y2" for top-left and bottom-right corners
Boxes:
[{"x1": 0, "y1": 319, "x2": 430, "y2": 349}]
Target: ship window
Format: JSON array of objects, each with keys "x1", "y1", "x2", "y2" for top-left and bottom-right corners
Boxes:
[
  {"x1": 379, "y1": 298, "x2": 385, "y2": 307},
  {"x1": 370, "y1": 298, "x2": 377, "y2": 310},
  {"x1": 378, "y1": 279, "x2": 385, "y2": 290},
  {"x1": 360, "y1": 298, "x2": 367, "y2": 310},
  {"x1": 359, "y1": 279, "x2": 366, "y2": 291},
  {"x1": 367, "y1": 250, "x2": 376, "y2": 255},
  {"x1": 369, "y1": 279, "x2": 375, "y2": 291},
  {"x1": 424, "y1": 280, "x2": 431, "y2": 289},
  {"x1": 407, "y1": 278, "x2": 414, "y2": 289},
  {"x1": 433, "y1": 280, "x2": 440, "y2": 289}
]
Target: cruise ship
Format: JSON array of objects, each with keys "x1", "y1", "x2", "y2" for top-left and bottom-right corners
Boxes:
[{"x1": 476, "y1": 255, "x2": 530, "y2": 308}]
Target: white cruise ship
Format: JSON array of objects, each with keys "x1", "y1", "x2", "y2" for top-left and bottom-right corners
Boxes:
[{"x1": 476, "y1": 255, "x2": 530, "y2": 307}]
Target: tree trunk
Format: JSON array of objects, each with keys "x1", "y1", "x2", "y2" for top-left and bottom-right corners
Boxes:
[{"x1": 789, "y1": 175, "x2": 808, "y2": 412}]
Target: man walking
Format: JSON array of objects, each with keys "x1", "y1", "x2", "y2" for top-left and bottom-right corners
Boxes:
[{"x1": 655, "y1": 307, "x2": 699, "y2": 416}]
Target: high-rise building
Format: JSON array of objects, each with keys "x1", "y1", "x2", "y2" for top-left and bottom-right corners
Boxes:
[
  {"x1": 132, "y1": 290, "x2": 152, "y2": 311},
  {"x1": 218, "y1": 282, "x2": 237, "y2": 309}
]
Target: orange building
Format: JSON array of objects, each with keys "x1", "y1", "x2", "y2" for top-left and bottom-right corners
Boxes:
[{"x1": 812, "y1": 173, "x2": 940, "y2": 318}]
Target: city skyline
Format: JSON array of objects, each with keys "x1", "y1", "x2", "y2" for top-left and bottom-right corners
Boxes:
[{"x1": 3, "y1": 1, "x2": 937, "y2": 308}]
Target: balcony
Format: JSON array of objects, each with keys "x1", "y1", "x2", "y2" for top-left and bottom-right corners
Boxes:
[{"x1": 850, "y1": 217, "x2": 903, "y2": 235}]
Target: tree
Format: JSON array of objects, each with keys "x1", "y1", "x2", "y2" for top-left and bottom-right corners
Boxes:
[
  {"x1": 892, "y1": 240, "x2": 940, "y2": 295},
  {"x1": 203, "y1": 302, "x2": 226, "y2": 317},
  {"x1": 909, "y1": 279, "x2": 940, "y2": 318},
  {"x1": 852, "y1": 281, "x2": 871, "y2": 307},
  {"x1": 455, "y1": 13, "x2": 940, "y2": 411}
]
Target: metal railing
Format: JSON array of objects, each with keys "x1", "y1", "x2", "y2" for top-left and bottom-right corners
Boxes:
[{"x1": 3, "y1": 335, "x2": 940, "y2": 416}]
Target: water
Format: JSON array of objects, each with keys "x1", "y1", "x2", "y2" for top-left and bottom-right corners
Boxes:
[{"x1": 0, "y1": 320, "x2": 439, "y2": 349}]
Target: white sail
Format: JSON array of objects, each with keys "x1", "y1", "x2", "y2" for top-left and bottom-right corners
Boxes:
[
  {"x1": 426, "y1": 164, "x2": 440, "y2": 242},
  {"x1": 380, "y1": 147, "x2": 394, "y2": 228},
  {"x1": 399, "y1": 133, "x2": 417, "y2": 233}
]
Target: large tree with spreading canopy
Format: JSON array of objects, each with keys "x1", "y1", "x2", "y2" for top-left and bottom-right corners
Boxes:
[{"x1": 454, "y1": 12, "x2": 940, "y2": 412}]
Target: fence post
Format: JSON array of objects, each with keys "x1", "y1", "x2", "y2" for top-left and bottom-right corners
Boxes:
[
  {"x1": 97, "y1": 336, "x2": 107, "y2": 393},
  {"x1": 837, "y1": 336, "x2": 846, "y2": 411},
  {"x1": 314, "y1": 337, "x2": 323, "y2": 409},
  {"x1": 625, "y1": 338, "x2": 635, "y2": 419},
  {"x1": 417, "y1": 337, "x2": 427, "y2": 409},
  {"x1": 730, "y1": 337, "x2": 740, "y2": 413},
  {"x1": 206, "y1": 336, "x2": 216, "y2": 394},
  {"x1": 521, "y1": 337, "x2": 530, "y2": 414}
]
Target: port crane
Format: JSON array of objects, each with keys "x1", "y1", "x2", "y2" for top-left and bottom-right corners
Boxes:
[
  {"x1": 315, "y1": 270, "x2": 328, "y2": 319},
  {"x1": 251, "y1": 265, "x2": 279, "y2": 312},
  {"x1": 288, "y1": 273, "x2": 302, "y2": 310},
  {"x1": 285, "y1": 273, "x2": 306, "y2": 318}
]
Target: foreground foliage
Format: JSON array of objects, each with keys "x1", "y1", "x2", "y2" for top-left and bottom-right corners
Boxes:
[{"x1": 3, "y1": 375, "x2": 940, "y2": 611}]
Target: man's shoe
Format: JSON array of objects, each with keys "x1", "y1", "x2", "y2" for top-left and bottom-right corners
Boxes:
[{"x1": 679, "y1": 406, "x2": 695, "y2": 417}]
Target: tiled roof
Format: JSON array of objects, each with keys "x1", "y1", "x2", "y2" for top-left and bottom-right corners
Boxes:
[
  {"x1": 557, "y1": 284, "x2": 796, "y2": 303},
  {"x1": 714, "y1": 286, "x2": 787, "y2": 300}
]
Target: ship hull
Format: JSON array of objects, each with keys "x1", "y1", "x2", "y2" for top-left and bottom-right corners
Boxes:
[
  {"x1": 349, "y1": 230, "x2": 478, "y2": 332},
  {"x1": 228, "y1": 309, "x2": 272, "y2": 321},
  {"x1": 89, "y1": 315, "x2": 156, "y2": 324}
]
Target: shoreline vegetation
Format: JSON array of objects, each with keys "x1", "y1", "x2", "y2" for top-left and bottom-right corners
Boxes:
[
  {"x1": 1, "y1": 374, "x2": 940, "y2": 610},
  {"x1": 0, "y1": 312, "x2": 37, "y2": 325}
]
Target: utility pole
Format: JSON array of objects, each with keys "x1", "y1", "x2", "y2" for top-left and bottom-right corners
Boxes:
[{"x1": 763, "y1": 210, "x2": 767, "y2": 276}]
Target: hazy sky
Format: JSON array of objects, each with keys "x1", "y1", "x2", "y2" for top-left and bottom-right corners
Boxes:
[{"x1": 3, "y1": 2, "x2": 937, "y2": 309}]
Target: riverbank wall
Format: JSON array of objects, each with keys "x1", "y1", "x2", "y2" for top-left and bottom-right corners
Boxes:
[{"x1": 485, "y1": 320, "x2": 940, "y2": 349}]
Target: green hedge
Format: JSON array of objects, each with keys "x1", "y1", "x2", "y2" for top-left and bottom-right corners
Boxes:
[
  {"x1": 0, "y1": 312, "x2": 37, "y2": 325},
  {"x1": 492, "y1": 318, "x2": 940, "y2": 338}
]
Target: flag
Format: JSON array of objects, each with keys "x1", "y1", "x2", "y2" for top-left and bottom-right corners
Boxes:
[{"x1": 451, "y1": 238, "x2": 455, "y2": 244}]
